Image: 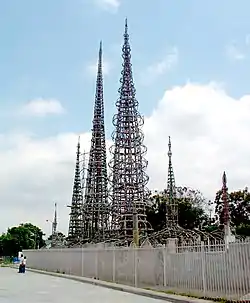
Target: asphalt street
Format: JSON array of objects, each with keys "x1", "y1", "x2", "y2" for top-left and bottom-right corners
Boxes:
[{"x1": 0, "y1": 267, "x2": 167, "y2": 303}]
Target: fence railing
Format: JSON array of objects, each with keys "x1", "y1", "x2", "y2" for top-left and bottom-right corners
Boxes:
[{"x1": 24, "y1": 240, "x2": 250, "y2": 300}]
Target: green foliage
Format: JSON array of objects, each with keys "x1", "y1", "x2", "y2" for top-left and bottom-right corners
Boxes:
[
  {"x1": 214, "y1": 188, "x2": 250, "y2": 236},
  {"x1": 146, "y1": 187, "x2": 209, "y2": 231},
  {"x1": 0, "y1": 223, "x2": 45, "y2": 257},
  {"x1": 47, "y1": 232, "x2": 65, "y2": 241}
]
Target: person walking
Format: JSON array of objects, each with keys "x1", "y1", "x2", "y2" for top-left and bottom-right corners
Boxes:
[
  {"x1": 18, "y1": 254, "x2": 24, "y2": 273},
  {"x1": 21, "y1": 256, "x2": 27, "y2": 273}
]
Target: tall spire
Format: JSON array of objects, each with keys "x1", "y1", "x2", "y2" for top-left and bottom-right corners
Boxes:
[
  {"x1": 52, "y1": 202, "x2": 57, "y2": 235},
  {"x1": 166, "y1": 136, "x2": 178, "y2": 226},
  {"x1": 222, "y1": 171, "x2": 230, "y2": 236},
  {"x1": 67, "y1": 136, "x2": 84, "y2": 245},
  {"x1": 109, "y1": 19, "x2": 150, "y2": 243},
  {"x1": 83, "y1": 41, "x2": 109, "y2": 242}
]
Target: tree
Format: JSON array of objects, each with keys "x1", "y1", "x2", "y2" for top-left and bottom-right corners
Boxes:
[
  {"x1": 214, "y1": 188, "x2": 250, "y2": 236},
  {"x1": 0, "y1": 223, "x2": 45, "y2": 256},
  {"x1": 146, "y1": 187, "x2": 209, "y2": 231},
  {"x1": 47, "y1": 231, "x2": 66, "y2": 241}
]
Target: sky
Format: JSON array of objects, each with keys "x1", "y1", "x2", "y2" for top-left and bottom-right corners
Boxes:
[{"x1": 1, "y1": 0, "x2": 250, "y2": 236}]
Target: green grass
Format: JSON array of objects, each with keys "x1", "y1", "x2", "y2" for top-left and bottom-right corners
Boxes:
[{"x1": 144, "y1": 288, "x2": 231, "y2": 303}]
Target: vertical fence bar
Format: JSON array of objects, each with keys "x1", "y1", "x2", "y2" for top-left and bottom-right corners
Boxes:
[
  {"x1": 81, "y1": 248, "x2": 84, "y2": 277},
  {"x1": 95, "y1": 250, "x2": 98, "y2": 279},
  {"x1": 112, "y1": 248, "x2": 116, "y2": 282},
  {"x1": 163, "y1": 246, "x2": 166, "y2": 287},
  {"x1": 201, "y1": 241, "x2": 207, "y2": 295},
  {"x1": 134, "y1": 248, "x2": 138, "y2": 287}
]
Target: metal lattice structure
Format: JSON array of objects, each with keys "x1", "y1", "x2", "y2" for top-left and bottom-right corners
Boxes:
[
  {"x1": 166, "y1": 136, "x2": 178, "y2": 226},
  {"x1": 222, "y1": 171, "x2": 234, "y2": 242},
  {"x1": 52, "y1": 202, "x2": 57, "y2": 236},
  {"x1": 210, "y1": 172, "x2": 236, "y2": 242},
  {"x1": 109, "y1": 19, "x2": 152, "y2": 244},
  {"x1": 141, "y1": 136, "x2": 222, "y2": 246},
  {"x1": 83, "y1": 41, "x2": 109, "y2": 242},
  {"x1": 67, "y1": 137, "x2": 84, "y2": 245},
  {"x1": 222, "y1": 171, "x2": 230, "y2": 230}
]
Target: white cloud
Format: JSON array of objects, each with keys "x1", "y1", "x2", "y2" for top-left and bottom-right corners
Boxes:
[
  {"x1": 245, "y1": 34, "x2": 250, "y2": 46},
  {"x1": 2, "y1": 82, "x2": 250, "y2": 236},
  {"x1": 86, "y1": 58, "x2": 111, "y2": 76},
  {"x1": 145, "y1": 82, "x2": 250, "y2": 199},
  {"x1": 140, "y1": 47, "x2": 179, "y2": 84},
  {"x1": 0, "y1": 132, "x2": 92, "y2": 236},
  {"x1": 94, "y1": 0, "x2": 121, "y2": 13},
  {"x1": 226, "y1": 43, "x2": 245, "y2": 61},
  {"x1": 20, "y1": 98, "x2": 65, "y2": 117}
]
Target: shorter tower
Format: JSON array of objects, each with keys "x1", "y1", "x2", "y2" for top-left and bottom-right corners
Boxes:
[
  {"x1": 166, "y1": 136, "x2": 178, "y2": 227},
  {"x1": 222, "y1": 171, "x2": 231, "y2": 240},
  {"x1": 52, "y1": 202, "x2": 57, "y2": 236},
  {"x1": 67, "y1": 137, "x2": 84, "y2": 245}
]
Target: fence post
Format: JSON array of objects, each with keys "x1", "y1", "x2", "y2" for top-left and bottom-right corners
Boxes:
[
  {"x1": 70, "y1": 249, "x2": 72, "y2": 275},
  {"x1": 134, "y1": 248, "x2": 138, "y2": 287},
  {"x1": 201, "y1": 241, "x2": 207, "y2": 295},
  {"x1": 163, "y1": 246, "x2": 166, "y2": 287},
  {"x1": 112, "y1": 248, "x2": 116, "y2": 282},
  {"x1": 81, "y1": 248, "x2": 84, "y2": 277},
  {"x1": 95, "y1": 250, "x2": 98, "y2": 279}
]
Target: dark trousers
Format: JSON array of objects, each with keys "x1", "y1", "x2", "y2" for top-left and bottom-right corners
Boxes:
[{"x1": 18, "y1": 264, "x2": 25, "y2": 273}]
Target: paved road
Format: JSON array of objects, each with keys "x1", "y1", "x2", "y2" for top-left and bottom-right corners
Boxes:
[{"x1": 0, "y1": 267, "x2": 167, "y2": 303}]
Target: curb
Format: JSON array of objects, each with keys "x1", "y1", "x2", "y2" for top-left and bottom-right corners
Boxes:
[{"x1": 25, "y1": 268, "x2": 213, "y2": 303}]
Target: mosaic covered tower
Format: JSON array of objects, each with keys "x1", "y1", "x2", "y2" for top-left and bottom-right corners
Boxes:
[
  {"x1": 109, "y1": 19, "x2": 150, "y2": 243},
  {"x1": 166, "y1": 136, "x2": 178, "y2": 226},
  {"x1": 83, "y1": 42, "x2": 109, "y2": 242},
  {"x1": 67, "y1": 137, "x2": 84, "y2": 245}
]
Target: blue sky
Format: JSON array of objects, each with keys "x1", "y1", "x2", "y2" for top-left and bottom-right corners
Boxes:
[
  {"x1": 2, "y1": 0, "x2": 250, "y2": 233},
  {"x1": 0, "y1": 0, "x2": 250, "y2": 138}
]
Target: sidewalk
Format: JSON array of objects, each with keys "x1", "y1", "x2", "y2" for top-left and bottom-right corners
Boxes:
[
  {"x1": 0, "y1": 267, "x2": 171, "y2": 303},
  {"x1": 20, "y1": 267, "x2": 214, "y2": 303}
]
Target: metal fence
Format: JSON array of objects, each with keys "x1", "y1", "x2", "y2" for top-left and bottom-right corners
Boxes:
[{"x1": 23, "y1": 240, "x2": 250, "y2": 300}]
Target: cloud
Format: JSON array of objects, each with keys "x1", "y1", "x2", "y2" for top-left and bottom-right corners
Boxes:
[
  {"x1": 94, "y1": 0, "x2": 121, "y2": 13},
  {"x1": 145, "y1": 82, "x2": 250, "y2": 198},
  {"x1": 226, "y1": 43, "x2": 245, "y2": 61},
  {"x1": 20, "y1": 98, "x2": 65, "y2": 117},
  {"x1": 2, "y1": 82, "x2": 250, "y2": 237},
  {"x1": 245, "y1": 34, "x2": 250, "y2": 46},
  {"x1": 0, "y1": 132, "x2": 92, "y2": 236},
  {"x1": 86, "y1": 58, "x2": 111, "y2": 76},
  {"x1": 140, "y1": 47, "x2": 179, "y2": 84}
]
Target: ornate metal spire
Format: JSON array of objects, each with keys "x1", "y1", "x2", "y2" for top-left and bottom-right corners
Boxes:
[
  {"x1": 83, "y1": 41, "x2": 109, "y2": 242},
  {"x1": 166, "y1": 136, "x2": 178, "y2": 226},
  {"x1": 52, "y1": 202, "x2": 57, "y2": 235},
  {"x1": 109, "y1": 19, "x2": 150, "y2": 243},
  {"x1": 222, "y1": 171, "x2": 230, "y2": 233},
  {"x1": 67, "y1": 136, "x2": 84, "y2": 245}
]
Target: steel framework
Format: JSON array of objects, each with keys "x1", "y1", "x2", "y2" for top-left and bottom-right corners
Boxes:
[
  {"x1": 109, "y1": 19, "x2": 152, "y2": 244},
  {"x1": 211, "y1": 171, "x2": 234, "y2": 240},
  {"x1": 83, "y1": 41, "x2": 109, "y2": 243},
  {"x1": 166, "y1": 136, "x2": 178, "y2": 226},
  {"x1": 222, "y1": 171, "x2": 230, "y2": 231},
  {"x1": 67, "y1": 137, "x2": 84, "y2": 245},
  {"x1": 141, "y1": 136, "x2": 222, "y2": 246}
]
